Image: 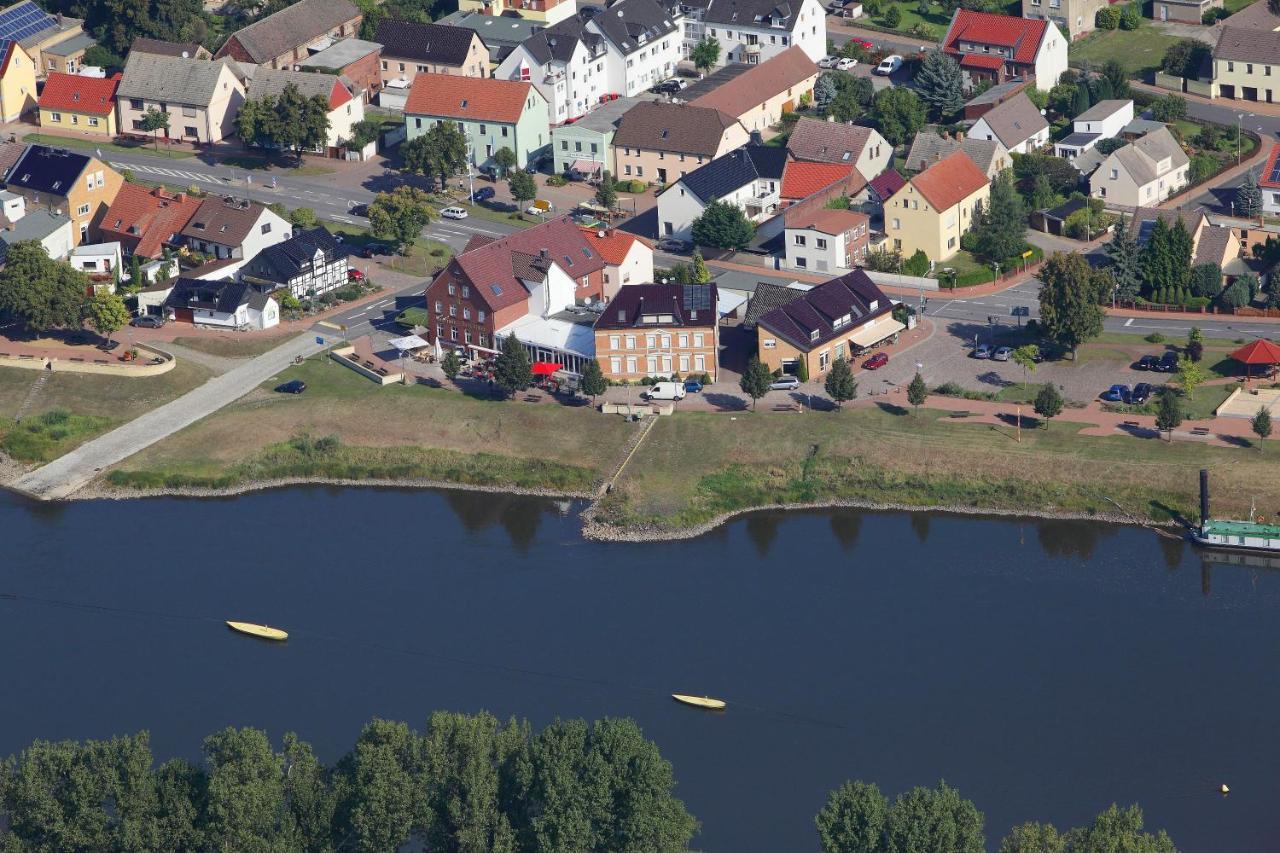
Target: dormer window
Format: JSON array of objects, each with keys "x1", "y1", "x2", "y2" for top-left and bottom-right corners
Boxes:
[{"x1": 809, "y1": 329, "x2": 819, "y2": 342}]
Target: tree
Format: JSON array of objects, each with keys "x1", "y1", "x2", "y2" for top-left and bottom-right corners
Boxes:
[
  {"x1": 1155, "y1": 387, "x2": 1183, "y2": 439},
  {"x1": 0, "y1": 242, "x2": 90, "y2": 333},
  {"x1": 816, "y1": 780, "x2": 888, "y2": 853},
  {"x1": 740, "y1": 356, "x2": 773, "y2": 410},
  {"x1": 1176, "y1": 353, "x2": 1206, "y2": 396},
  {"x1": 1237, "y1": 168, "x2": 1263, "y2": 217},
  {"x1": 884, "y1": 781, "x2": 985, "y2": 853},
  {"x1": 86, "y1": 291, "x2": 129, "y2": 344},
  {"x1": 1120, "y1": 3, "x2": 1141, "y2": 28},
  {"x1": 368, "y1": 186, "x2": 434, "y2": 253},
  {"x1": 1103, "y1": 215, "x2": 1143, "y2": 303},
  {"x1": 494, "y1": 333, "x2": 533, "y2": 397},
  {"x1": 1188, "y1": 263, "x2": 1222, "y2": 299},
  {"x1": 1219, "y1": 276, "x2": 1252, "y2": 308},
  {"x1": 1253, "y1": 406, "x2": 1274, "y2": 450},
  {"x1": 1038, "y1": 252, "x2": 1107, "y2": 356},
  {"x1": 236, "y1": 83, "x2": 331, "y2": 161},
  {"x1": 1142, "y1": 216, "x2": 1191, "y2": 296},
  {"x1": 690, "y1": 249, "x2": 711, "y2": 284},
  {"x1": 1101, "y1": 59, "x2": 1130, "y2": 100},
  {"x1": 823, "y1": 357, "x2": 857, "y2": 409},
  {"x1": 902, "y1": 249, "x2": 930, "y2": 277},
  {"x1": 493, "y1": 146, "x2": 517, "y2": 178},
  {"x1": 202, "y1": 727, "x2": 289, "y2": 850},
  {"x1": 1150, "y1": 93, "x2": 1187, "y2": 122},
  {"x1": 1000, "y1": 822, "x2": 1067, "y2": 853},
  {"x1": 1028, "y1": 173, "x2": 1059, "y2": 211},
  {"x1": 1071, "y1": 82, "x2": 1091, "y2": 118},
  {"x1": 1065, "y1": 804, "x2": 1176, "y2": 852},
  {"x1": 1012, "y1": 344, "x2": 1039, "y2": 389},
  {"x1": 338, "y1": 718, "x2": 423, "y2": 853},
  {"x1": 595, "y1": 170, "x2": 617, "y2": 210},
  {"x1": 139, "y1": 106, "x2": 169, "y2": 150},
  {"x1": 971, "y1": 172, "x2": 1027, "y2": 264},
  {"x1": 347, "y1": 118, "x2": 381, "y2": 151},
  {"x1": 1161, "y1": 38, "x2": 1210, "y2": 78},
  {"x1": 402, "y1": 123, "x2": 469, "y2": 190},
  {"x1": 509, "y1": 171, "x2": 538, "y2": 214},
  {"x1": 690, "y1": 37, "x2": 721, "y2": 72},
  {"x1": 289, "y1": 207, "x2": 318, "y2": 228},
  {"x1": 915, "y1": 50, "x2": 965, "y2": 120},
  {"x1": 814, "y1": 73, "x2": 840, "y2": 111},
  {"x1": 871, "y1": 87, "x2": 926, "y2": 146},
  {"x1": 579, "y1": 358, "x2": 607, "y2": 401},
  {"x1": 906, "y1": 372, "x2": 928, "y2": 411},
  {"x1": 441, "y1": 349, "x2": 461, "y2": 380},
  {"x1": 827, "y1": 74, "x2": 875, "y2": 123},
  {"x1": 692, "y1": 200, "x2": 754, "y2": 250},
  {"x1": 1095, "y1": 137, "x2": 1127, "y2": 155},
  {"x1": 1033, "y1": 383, "x2": 1064, "y2": 428}
]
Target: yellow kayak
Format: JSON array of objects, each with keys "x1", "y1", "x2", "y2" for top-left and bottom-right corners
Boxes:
[
  {"x1": 672, "y1": 694, "x2": 726, "y2": 710},
  {"x1": 226, "y1": 621, "x2": 288, "y2": 641}
]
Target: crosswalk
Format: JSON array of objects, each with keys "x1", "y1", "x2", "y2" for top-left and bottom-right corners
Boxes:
[{"x1": 108, "y1": 161, "x2": 223, "y2": 184}]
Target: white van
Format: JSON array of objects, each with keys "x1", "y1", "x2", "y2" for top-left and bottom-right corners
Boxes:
[{"x1": 643, "y1": 381, "x2": 686, "y2": 401}]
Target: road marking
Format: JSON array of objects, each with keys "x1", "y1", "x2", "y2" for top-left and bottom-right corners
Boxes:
[
  {"x1": 317, "y1": 320, "x2": 342, "y2": 330},
  {"x1": 331, "y1": 215, "x2": 354, "y2": 223},
  {"x1": 1124, "y1": 318, "x2": 1133, "y2": 327}
]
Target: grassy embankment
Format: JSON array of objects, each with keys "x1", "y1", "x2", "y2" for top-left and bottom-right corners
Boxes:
[
  {"x1": 0, "y1": 362, "x2": 211, "y2": 462},
  {"x1": 103, "y1": 357, "x2": 634, "y2": 493},
  {"x1": 594, "y1": 404, "x2": 1276, "y2": 532}
]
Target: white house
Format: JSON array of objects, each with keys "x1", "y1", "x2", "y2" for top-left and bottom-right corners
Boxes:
[
  {"x1": 241, "y1": 66, "x2": 363, "y2": 157},
  {"x1": 681, "y1": 0, "x2": 827, "y2": 66},
  {"x1": 657, "y1": 144, "x2": 788, "y2": 239},
  {"x1": 0, "y1": 190, "x2": 25, "y2": 223},
  {"x1": 0, "y1": 209, "x2": 72, "y2": 263},
  {"x1": 941, "y1": 9, "x2": 1067, "y2": 92},
  {"x1": 581, "y1": 228, "x2": 654, "y2": 302},
  {"x1": 1261, "y1": 144, "x2": 1280, "y2": 217},
  {"x1": 967, "y1": 92, "x2": 1050, "y2": 154},
  {"x1": 1090, "y1": 127, "x2": 1189, "y2": 207},
  {"x1": 239, "y1": 226, "x2": 348, "y2": 298},
  {"x1": 181, "y1": 196, "x2": 292, "y2": 260},
  {"x1": 1054, "y1": 99, "x2": 1133, "y2": 159},
  {"x1": 494, "y1": 0, "x2": 683, "y2": 122},
  {"x1": 69, "y1": 240, "x2": 122, "y2": 291},
  {"x1": 164, "y1": 277, "x2": 280, "y2": 330},
  {"x1": 783, "y1": 208, "x2": 871, "y2": 274}
]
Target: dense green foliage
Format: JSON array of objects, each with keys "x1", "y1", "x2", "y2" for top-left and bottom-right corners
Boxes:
[
  {"x1": 971, "y1": 173, "x2": 1027, "y2": 264},
  {"x1": 914, "y1": 50, "x2": 964, "y2": 120},
  {"x1": 402, "y1": 123, "x2": 468, "y2": 190},
  {"x1": 1237, "y1": 168, "x2": 1262, "y2": 217},
  {"x1": 691, "y1": 200, "x2": 754, "y2": 250},
  {"x1": 1038, "y1": 252, "x2": 1109, "y2": 355},
  {"x1": 0, "y1": 714, "x2": 698, "y2": 852},
  {"x1": 368, "y1": 186, "x2": 434, "y2": 252},
  {"x1": 579, "y1": 358, "x2": 607, "y2": 399},
  {"x1": 86, "y1": 291, "x2": 130, "y2": 342},
  {"x1": 824, "y1": 357, "x2": 857, "y2": 408},
  {"x1": 690, "y1": 37, "x2": 720, "y2": 71},
  {"x1": 1161, "y1": 38, "x2": 1210, "y2": 78},
  {"x1": 236, "y1": 83, "x2": 331, "y2": 159},
  {"x1": 740, "y1": 356, "x2": 773, "y2": 409},
  {"x1": 870, "y1": 87, "x2": 926, "y2": 146},
  {"x1": 495, "y1": 333, "x2": 533, "y2": 397},
  {"x1": 0, "y1": 242, "x2": 92, "y2": 332}
]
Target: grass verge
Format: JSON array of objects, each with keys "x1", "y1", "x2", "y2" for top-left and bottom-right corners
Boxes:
[
  {"x1": 0, "y1": 409, "x2": 112, "y2": 462},
  {"x1": 170, "y1": 335, "x2": 296, "y2": 359},
  {"x1": 25, "y1": 133, "x2": 197, "y2": 160}
]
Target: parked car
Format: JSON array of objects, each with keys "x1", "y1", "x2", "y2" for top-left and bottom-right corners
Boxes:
[
  {"x1": 470, "y1": 187, "x2": 495, "y2": 203},
  {"x1": 651, "y1": 78, "x2": 685, "y2": 94},
  {"x1": 853, "y1": 38, "x2": 874, "y2": 49},
  {"x1": 770, "y1": 376, "x2": 801, "y2": 391},
  {"x1": 130, "y1": 314, "x2": 165, "y2": 328},
  {"x1": 875, "y1": 55, "x2": 903, "y2": 75},
  {"x1": 526, "y1": 199, "x2": 554, "y2": 216},
  {"x1": 360, "y1": 243, "x2": 391, "y2": 258},
  {"x1": 276, "y1": 379, "x2": 307, "y2": 394},
  {"x1": 862, "y1": 352, "x2": 889, "y2": 370},
  {"x1": 655, "y1": 237, "x2": 690, "y2": 253},
  {"x1": 1131, "y1": 382, "x2": 1154, "y2": 404},
  {"x1": 1135, "y1": 354, "x2": 1160, "y2": 371},
  {"x1": 643, "y1": 381, "x2": 686, "y2": 401},
  {"x1": 683, "y1": 379, "x2": 704, "y2": 393},
  {"x1": 836, "y1": 57, "x2": 858, "y2": 70},
  {"x1": 817, "y1": 54, "x2": 840, "y2": 68},
  {"x1": 347, "y1": 267, "x2": 366, "y2": 281},
  {"x1": 1159, "y1": 351, "x2": 1180, "y2": 372},
  {"x1": 441, "y1": 206, "x2": 468, "y2": 220},
  {"x1": 349, "y1": 203, "x2": 368, "y2": 217},
  {"x1": 972, "y1": 343, "x2": 992, "y2": 359},
  {"x1": 1101, "y1": 384, "x2": 1131, "y2": 403},
  {"x1": 992, "y1": 346, "x2": 1013, "y2": 362}
]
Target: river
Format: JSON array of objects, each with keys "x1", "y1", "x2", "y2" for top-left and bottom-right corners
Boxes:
[{"x1": 2, "y1": 487, "x2": 1277, "y2": 851}]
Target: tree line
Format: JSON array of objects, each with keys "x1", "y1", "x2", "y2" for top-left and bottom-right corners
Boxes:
[{"x1": 0, "y1": 241, "x2": 131, "y2": 341}]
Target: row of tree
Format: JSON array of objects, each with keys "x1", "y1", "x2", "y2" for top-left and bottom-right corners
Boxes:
[{"x1": 0, "y1": 713, "x2": 698, "y2": 852}]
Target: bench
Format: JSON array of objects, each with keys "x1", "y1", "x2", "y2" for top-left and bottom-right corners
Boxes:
[
  {"x1": 773, "y1": 403, "x2": 799, "y2": 412},
  {"x1": 1123, "y1": 420, "x2": 1140, "y2": 427},
  {"x1": 69, "y1": 357, "x2": 84, "y2": 362},
  {"x1": 950, "y1": 411, "x2": 971, "y2": 418},
  {"x1": 1191, "y1": 427, "x2": 1211, "y2": 436},
  {"x1": 94, "y1": 359, "x2": 108, "y2": 364}
]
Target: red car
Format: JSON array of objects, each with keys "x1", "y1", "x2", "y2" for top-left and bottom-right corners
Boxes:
[
  {"x1": 862, "y1": 352, "x2": 889, "y2": 370},
  {"x1": 854, "y1": 39, "x2": 874, "y2": 50},
  {"x1": 347, "y1": 268, "x2": 365, "y2": 281}
]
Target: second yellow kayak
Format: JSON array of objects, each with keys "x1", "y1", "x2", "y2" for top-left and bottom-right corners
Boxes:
[
  {"x1": 672, "y1": 694, "x2": 726, "y2": 710},
  {"x1": 226, "y1": 621, "x2": 288, "y2": 641}
]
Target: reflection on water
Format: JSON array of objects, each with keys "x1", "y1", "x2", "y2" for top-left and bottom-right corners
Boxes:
[
  {"x1": 745, "y1": 512, "x2": 782, "y2": 557},
  {"x1": 909, "y1": 513, "x2": 931, "y2": 543},
  {"x1": 1158, "y1": 534, "x2": 1186, "y2": 571},
  {"x1": 441, "y1": 489, "x2": 551, "y2": 552},
  {"x1": 829, "y1": 511, "x2": 863, "y2": 552},
  {"x1": 1035, "y1": 518, "x2": 1118, "y2": 560}
]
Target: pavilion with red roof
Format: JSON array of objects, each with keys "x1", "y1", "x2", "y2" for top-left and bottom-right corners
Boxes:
[{"x1": 1232, "y1": 339, "x2": 1280, "y2": 380}]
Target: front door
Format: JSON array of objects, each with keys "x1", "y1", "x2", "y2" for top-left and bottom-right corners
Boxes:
[
  {"x1": 1159, "y1": 4, "x2": 1167, "y2": 20},
  {"x1": 657, "y1": 167, "x2": 667, "y2": 184}
]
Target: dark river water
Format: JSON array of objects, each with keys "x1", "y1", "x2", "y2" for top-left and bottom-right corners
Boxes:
[{"x1": 2, "y1": 487, "x2": 1278, "y2": 851}]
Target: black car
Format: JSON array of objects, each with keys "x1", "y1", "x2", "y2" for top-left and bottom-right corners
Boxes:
[
  {"x1": 470, "y1": 187, "x2": 495, "y2": 203},
  {"x1": 275, "y1": 379, "x2": 307, "y2": 394},
  {"x1": 1159, "y1": 351, "x2": 1180, "y2": 372},
  {"x1": 360, "y1": 243, "x2": 391, "y2": 258},
  {"x1": 1135, "y1": 354, "x2": 1160, "y2": 371},
  {"x1": 349, "y1": 203, "x2": 369, "y2": 217},
  {"x1": 1131, "y1": 382, "x2": 1154, "y2": 404},
  {"x1": 650, "y1": 79, "x2": 682, "y2": 94},
  {"x1": 130, "y1": 315, "x2": 165, "y2": 328}
]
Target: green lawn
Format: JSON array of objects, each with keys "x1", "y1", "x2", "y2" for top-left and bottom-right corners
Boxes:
[
  {"x1": 1224, "y1": 0, "x2": 1253, "y2": 12},
  {"x1": 24, "y1": 133, "x2": 196, "y2": 160},
  {"x1": 1069, "y1": 24, "x2": 1183, "y2": 75},
  {"x1": 322, "y1": 219, "x2": 454, "y2": 277},
  {"x1": 862, "y1": 0, "x2": 950, "y2": 40},
  {"x1": 218, "y1": 154, "x2": 335, "y2": 176}
]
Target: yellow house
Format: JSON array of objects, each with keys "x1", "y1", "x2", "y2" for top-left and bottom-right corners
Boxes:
[
  {"x1": 38, "y1": 72, "x2": 119, "y2": 137},
  {"x1": 884, "y1": 150, "x2": 990, "y2": 264},
  {"x1": 0, "y1": 41, "x2": 36, "y2": 123},
  {"x1": 688, "y1": 46, "x2": 820, "y2": 133},
  {"x1": 1210, "y1": 2, "x2": 1280, "y2": 103},
  {"x1": 8, "y1": 144, "x2": 124, "y2": 245}
]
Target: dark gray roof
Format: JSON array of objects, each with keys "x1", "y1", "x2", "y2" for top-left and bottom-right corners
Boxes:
[
  {"x1": 905, "y1": 131, "x2": 1004, "y2": 174},
  {"x1": 593, "y1": 282, "x2": 718, "y2": 330},
  {"x1": 589, "y1": 0, "x2": 678, "y2": 54},
  {"x1": 1057, "y1": 132, "x2": 1099, "y2": 147},
  {"x1": 129, "y1": 37, "x2": 208, "y2": 58},
  {"x1": 241, "y1": 226, "x2": 341, "y2": 283},
  {"x1": 375, "y1": 20, "x2": 480, "y2": 65},
  {"x1": 522, "y1": 16, "x2": 599, "y2": 65},
  {"x1": 675, "y1": 144, "x2": 788, "y2": 202},
  {"x1": 756, "y1": 269, "x2": 892, "y2": 351},
  {"x1": 8, "y1": 144, "x2": 90, "y2": 196},
  {"x1": 164, "y1": 277, "x2": 255, "y2": 313},
  {"x1": 701, "y1": 0, "x2": 799, "y2": 28},
  {"x1": 1213, "y1": 24, "x2": 1280, "y2": 63},
  {"x1": 677, "y1": 62, "x2": 752, "y2": 102},
  {"x1": 118, "y1": 53, "x2": 237, "y2": 107},
  {"x1": 436, "y1": 11, "x2": 545, "y2": 52},
  {"x1": 975, "y1": 92, "x2": 1047, "y2": 149},
  {"x1": 963, "y1": 80, "x2": 1025, "y2": 108},
  {"x1": 742, "y1": 281, "x2": 805, "y2": 328}
]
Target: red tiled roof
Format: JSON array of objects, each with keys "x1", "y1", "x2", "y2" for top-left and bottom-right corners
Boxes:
[
  {"x1": 902, "y1": 150, "x2": 989, "y2": 211},
  {"x1": 943, "y1": 9, "x2": 1048, "y2": 67},
  {"x1": 580, "y1": 228, "x2": 641, "y2": 265},
  {"x1": 1261, "y1": 143, "x2": 1280, "y2": 189},
  {"x1": 785, "y1": 207, "x2": 869, "y2": 235},
  {"x1": 867, "y1": 168, "x2": 906, "y2": 200},
  {"x1": 98, "y1": 183, "x2": 203, "y2": 259},
  {"x1": 38, "y1": 72, "x2": 120, "y2": 116},
  {"x1": 959, "y1": 53, "x2": 1006, "y2": 70},
  {"x1": 405, "y1": 75, "x2": 537, "y2": 123},
  {"x1": 781, "y1": 161, "x2": 857, "y2": 199}
]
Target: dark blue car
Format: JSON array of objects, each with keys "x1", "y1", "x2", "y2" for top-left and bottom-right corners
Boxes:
[
  {"x1": 683, "y1": 379, "x2": 703, "y2": 393},
  {"x1": 471, "y1": 187, "x2": 495, "y2": 203},
  {"x1": 1101, "y1": 384, "x2": 1131, "y2": 403}
]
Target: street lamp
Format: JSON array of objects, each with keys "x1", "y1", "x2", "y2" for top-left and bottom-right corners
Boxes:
[{"x1": 1237, "y1": 113, "x2": 1244, "y2": 166}]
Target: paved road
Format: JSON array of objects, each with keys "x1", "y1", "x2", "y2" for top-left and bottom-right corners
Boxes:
[{"x1": 11, "y1": 332, "x2": 325, "y2": 500}]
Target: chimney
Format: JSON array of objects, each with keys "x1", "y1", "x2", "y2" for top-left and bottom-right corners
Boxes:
[
  {"x1": 956, "y1": 130, "x2": 965, "y2": 141},
  {"x1": 942, "y1": 130, "x2": 950, "y2": 140},
  {"x1": 749, "y1": 129, "x2": 764, "y2": 146},
  {"x1": 539, "y1": 247, "x2": 549, "y2": 262},
  {"x1": 1199, "y1": 469, "x2": 1210, "y2": 529}
]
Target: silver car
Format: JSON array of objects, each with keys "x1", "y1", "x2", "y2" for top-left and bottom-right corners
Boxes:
[
  {"x1": 972, "y1": 343, "x2": 992, "y2": 359},
  {"x1": 770, "y1": 376, "x2": 801, "y2": 391},
  {"x1": 992, "y1": 346, "x2": 1013, "y2": 362}
]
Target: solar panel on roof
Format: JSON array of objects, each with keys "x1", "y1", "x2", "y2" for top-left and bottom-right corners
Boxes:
[
  {"x1": 0, "y1": 1, "x2": 56, "y2": 43},
  {"x1": 683, "y1": 284, "x2": 711, "y2": 312},
  {"x1": 1270, "y1": 160, "x2": 1280, "y2": 184}
]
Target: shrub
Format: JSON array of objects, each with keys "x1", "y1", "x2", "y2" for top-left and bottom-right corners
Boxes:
[
  {"x1": 1119, "y1": 4, "x2": 1140, "y2": 29},
  {"x1": 883, "y1": 4, "x2": 902, "y2": 27},
  {"x1": 545, "y1": 175, "x2": 567, "y2": 187},
  {"x1": 1096, "y1": 6, "x2": 1119, "y2": 28},
  {"x1": 1145, "y1": 332, "x2": 1166, "y2": 343},
  {"x1": 626, "y1": 179, "x2": 646, "y2": 193},
  {"x1": 901, "y1": 249, "x2": 930, "y2": 276}
]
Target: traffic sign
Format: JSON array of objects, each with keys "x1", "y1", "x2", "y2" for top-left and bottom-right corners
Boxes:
[{"x1": 315, "y1": 336, "x2": 324, "y2": 345}]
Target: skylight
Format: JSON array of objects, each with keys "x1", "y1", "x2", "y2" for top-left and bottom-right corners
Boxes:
[{"x1": 490, "y1": 283, "x2": 503, "y2": 295}]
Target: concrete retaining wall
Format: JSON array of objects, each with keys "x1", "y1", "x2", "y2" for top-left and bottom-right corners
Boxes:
[
  {"x1": 330, "y1": 345, "x2": 404, "y2": 385},
  {"x1": 866, "y1": 270, "x2": 939, "y2": 290},
  {"x1": 0, "y1": 342, "x2": 175, "y2": 377},
  {"x1": 600, "y1": 402, "x2": 673, "y2": 416}
]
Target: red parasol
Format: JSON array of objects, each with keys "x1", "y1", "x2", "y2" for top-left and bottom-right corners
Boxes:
[{"x1": 531, "y1": 361, "x2": 561, "y2": 376}]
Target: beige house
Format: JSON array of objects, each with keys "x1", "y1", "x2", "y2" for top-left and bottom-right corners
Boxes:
[
  {"x1": 786, "y1": 118, "x2": 892, "y2": 182},
  {"x1": 905, "y1": 131, "x2": 1010, "y2": 178},
  {"x1": 687, "y1": 45, "x2": 819, "y2": 133},
  {"x1": 884, "y1": 150, "x2": 990, "y2": 264},
  {"x1": 117, "y1": 54, "x2": 245, "y2": 144},
  {"x1": 592, "y1": 283, "x2": 720, "y2": 381},
  {"x1": 1022, "y1": 0, "x2": 1109, "y2": 40},
  {"x1": 611, "y1": 101, "x2": 748, "y2": 185},
  {"x1": 374, "y1": 20, "x2": 488, "y2": 86},
  {"x1": 7, "y1": 144, "x2": 123, "y2": 245},
  {"x1": 1210, "y1": 2, "x2": 1280, "y2": 103},
  {"x1": 1089, "y1": 127, "x2": 1189, "y2": 207}
]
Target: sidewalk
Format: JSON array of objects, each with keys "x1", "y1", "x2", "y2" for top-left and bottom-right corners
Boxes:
[
  {"x1": 705, "y1": 256, "x2": 1037, "y2": 300},
  {"x1": 1133, "y1": 81, "x2": 1280, "y2": 120}
]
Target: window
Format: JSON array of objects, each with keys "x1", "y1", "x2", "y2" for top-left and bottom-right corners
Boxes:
[
  {"x1": 450, "y1": 327, "x2": 458, "y2": 341},
  {"x1": 129, "y1": 98, "x2": 143, "y2": 110},
  {"x1": 261, "y1": 223, "x2": 271, "y2": 235},
  {"x1": 561, "y1": 141, "x2": 568, "y2": 150},
  {"x1": 478, "y1": 310, "x2": 486, "y2": 322},
  {"x1": 1228, "y1": 61, "x2": 1235, "y2": 73},
  {"x1": 479, "y1": 124, "x2": 486, "y2": 135},
  {"x1": 502, "y1": 127, "x2": 509, "y2": 137},
  {"x1": 891, "y1": 218, "x2": 901, "y2": 230},
  {"x1": 819, "y1": 351, "x2": 830, "y2": 370},
  {"x1": 399, "y1": 62, "x2": 406, "y2": 71},
  {"x1": 611, "y1": 357, "x2": 621, "y2": 373},
  {"x1": 693, "y1": 333, "x2": 704, "y2": 348},
  {"x1": 795, "y1": 256, "x2": 807, "y2": 268},
  {"x1": 49, "y1": 111, "x2": 61, "y2": 122},
  {"x1": 624, "y1": 165, "x2": 633, "y2": 176},
  {"x1": 610, "y1": 335, "x2": 620, "y2": 350},
  {"x1": 461, "y1": 285, "x2": 469, "y2": 297},
  {"x1": 763, "y1": 338, "x2": 776, "y2": 349},
  {"x1": 88, "y1": 117, "x2": 98, "y2": 127},
  {"x1": 381, "y1": 60, "x2": 388, "y2": 70},
  {"x1": 678, "y1": 334, "x2": 688, "y2": 347},
  {"x1": 76, "y1": 203, "x2": 90, "y2": 216},
  {"x1": 794, "y1": 234, "x2": 806, "y2": 246},
  {"x1": 646, "y1": 334, "x2": 656, "y2": 349},
  {"x1": 816, "y1": 238, "x2": 827, "y2": 250},
  {"x1": 449, "y1": 305, "x2": 457, "y2": 317},
  {"x1": 625, "y1": 335, "x2": 636, "y2": 349},
  {"x1": 637, "y1": 166, "x2": 643, "y2": 177},
  {"x1": 463, "y1": 308, "x2": 471, "y2": 320},
  {"x1": 947, "y1": 236, "x2": 956, "y2": 249},
  {"x1": 435, "y1": 300, "x2": 443, "y2": 313},
  {"x1": 1110, "y1": 168, "x2": 1118, "y2": 180}
]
